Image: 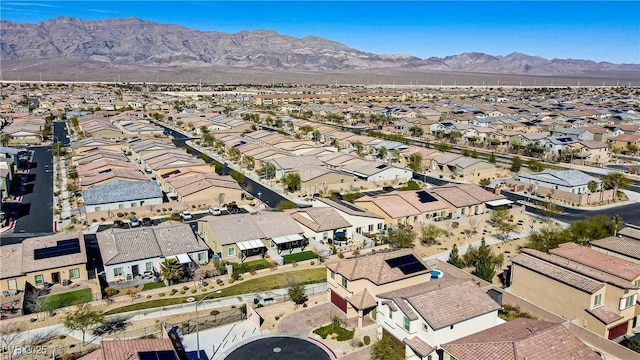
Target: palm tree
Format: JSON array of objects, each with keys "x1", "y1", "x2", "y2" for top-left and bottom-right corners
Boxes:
[
  {"x1": 330, "y1": 138, "x2": 341, "y2": 150},
  {"x1": 160, "y1": 258, "x2": 183, "y2": 285},
  {"x1": 376, "y1": 146, "x2": 388, "y2": 160},
  {"x1": 602, "y1": 172, "x2": 630, "y2": 202},
  {"x1": 587, "y1": 180, "x2": 599, "y2": 204},
  {"x1": 611, "y1": 215, "x2": 624, "y2": 236},
  {"x1": 227, "y1": 147, "x2": 241, "y2": 161}
]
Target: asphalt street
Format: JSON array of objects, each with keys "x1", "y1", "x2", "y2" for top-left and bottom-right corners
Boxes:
[
  {"x1": 53, "y1": 121, "x2": 71, "y2": 146},
  {"x1": 11, "y1": 146, "x2": 54, "y2": 234}
]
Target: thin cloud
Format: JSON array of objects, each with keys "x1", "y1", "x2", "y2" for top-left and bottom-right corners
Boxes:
[
  {"x1": 85, "y1": 8, "x2": 119, "y2": 14},
  {"x1": 5, "y1": 2, "x2": 59, "y2": 7}
]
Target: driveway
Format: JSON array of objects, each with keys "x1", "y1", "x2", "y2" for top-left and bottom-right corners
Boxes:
[{"x1": 277, "y1": 302, "x2": 347, "y2": 335}]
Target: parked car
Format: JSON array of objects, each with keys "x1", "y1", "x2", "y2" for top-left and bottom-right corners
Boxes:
[
  {"x1": 142, "y1": 217, "x2": 152, "y2": 226},
  {"x1": 180, "y1": 211, "x2": 193, "y2": 221},
  {"x1": 130, "y1": 216, "x2": 140, "y2": 227},
  {"x1": 208, "y1": 207, "x2": 221, "y2": 216}
]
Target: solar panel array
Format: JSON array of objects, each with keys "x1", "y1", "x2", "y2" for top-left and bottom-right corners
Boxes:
[
  {"x1": 33, "y1": 238, "x2": 81, "y2": 260},
  {"x1": 138, "y1": 351, "x2": 178, "y2": 360},
  {"x1": 385, "y1": 254, "x2": 427, "y2": 275}
]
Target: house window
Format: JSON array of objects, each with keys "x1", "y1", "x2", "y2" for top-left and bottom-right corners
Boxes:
[
  {"x1": 113, "y1": 267, "x2": 123, "y2": 277},
  {"x1": 377, "y1": 223, "x2": 383, "y2": 230},
  {"x1": 198, "y1": 252, "x2": 207, "y2": 263},
  {"x1": 403, "y1": 316, "x2": 410, "y2": 331},
  {"x1": 34, "y1": 274, "x2": 44, "y2": 286},
  {"x1": 594, "y1": 294, "x2": 602, "y2": 307},
  {"x1": 69, "y1": 268, "x2": 80, "y2": 279},
  {"x1": 388, "y1": 306, "x2": 394, "y2": 318},
  {"x1": 422, "y1": 323, "x2": 429, "y2": 332},
  {"x1": 330, "y1": 270, "x2": 335, "y2": 279},
  {"x1": 397, "y1": 219, "x2": 402, "y2": 225},
  {"x1": 622, "y1": 295, "x2": 636, "y2": 309},
  {"x1": 368, "y1": 224, "x2": 374, "y2": 232},
  {"x1": 341, "y1": 276, "x2": 348, "y2": 289},
  {"x1": 227, "y1": 247, "x2": 236, "y2": 257},
  {"x1": 323, "y1": 232, "x2": 328, "y2": 240},
  {"x1": 119, "y1": 204, "x2": 125, "y2": 209},
  {"x1": 94, "y1": 207, "x2": 101, "y2": 212},
  {"x1": 145, "y1": 262, "x2": 153, "y2": 272},
  {"x1": 634, "y1": 280, "x2": 640, "y2": 289},
  {"x1": 131, "y1": 202, "x2": 138, "y2": 207}
]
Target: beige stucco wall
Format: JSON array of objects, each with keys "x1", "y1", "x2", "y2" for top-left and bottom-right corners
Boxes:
[{"x1": 2, "y1": 263, "x2": 88, "y2": 293}]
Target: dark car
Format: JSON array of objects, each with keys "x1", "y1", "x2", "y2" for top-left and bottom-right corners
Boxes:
[
  {"x1": 113, "y1": 220, "x2": 124, "y2": 228},
  {"x1": 142, "y1": 217, "x2": 152, "y2": 226}
]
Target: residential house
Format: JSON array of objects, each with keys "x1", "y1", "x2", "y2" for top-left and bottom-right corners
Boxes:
[
  {"x1": 354, "y1": 190, "x2": 449, "y2": 227},
  {"x1": 552, "y1": 128, "x2": 595, "y2": 141},
  {"x1": 97, "y1": 222, "x2": 209, "y2": 285},
  {"x1": 426, "y1": 183, "x2": 505, "y2": 219},
  {"x1": 510, "y1": 246, "x2": 639, "y2": 339},
  {"x1": 288, "y1": 207, "x2": 353, "y2": 243},
  {"x1": 325, "y1": 249, "x2": 432, "y2": 327},
  {"x1": 314, "y1": 197, "x2": 385, "y2": 236},
  {"x1": 575, "y1": 140, "x2": 611, "y2": 165},
  {"x1": 162, "y1": 170, "x2": 243, "y2": 204},
  {"x1": 591, "y1": 235, "x2": 640, "y2": 265},
  {"x1": 377, "y1": 278, "x2": 500, "y2": 359},
  {"x1": 71, "y1": 138, "x2": 122, "y2": 154},
  {"x1": 341, "y1": 160, "x2": 412, "y2": 185},
  {"x1": 83, "y1": 180, "x2": 163, "y2": 213},
  {"x1": 77, "y1": 338, "x2": 179, "y2": 360},
  {"x1": 608, "y1": 134, "x2": 640, "y2": 151},
  {"x1": 197, "y1": 212, "x2": 306, "y2": 262},
  {"x1": 1, "y1": 232, "x2": 87, "y2": 294},
  {"x1": 513, "y1": 169, "x2": 601, "y2": 196},
  {"x1": 440, "y1": 318, "x2": 602, "y2": 360}
]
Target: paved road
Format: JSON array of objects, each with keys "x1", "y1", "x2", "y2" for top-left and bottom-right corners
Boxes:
[
  {"x1": 52, "y1": 121, "x2": 70, "y2": 146},
  {"x1": 11, "y1": 146, "x2": 54, "y2": 234}
]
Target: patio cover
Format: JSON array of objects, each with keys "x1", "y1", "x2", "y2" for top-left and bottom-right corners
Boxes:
[
  {"x1": 486, "y1": 199, "x2": 513, "y2": 207},
  {"x1": 237, "y1": 239, "x2": 265, "y2": 251},
  {"x1": 272, "y1": 234, "x2": 303, "y2": 244},
  {"x1": 174, "y1": 253, "x2": 192, "y2": 264}
]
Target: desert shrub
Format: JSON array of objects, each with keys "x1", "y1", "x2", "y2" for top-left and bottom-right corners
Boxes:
[
  {"x1": 363, "y1": 335, "x2": 371, "y2": 345},
  {"x1": 158, "y1": 293, "x2": 165, "y2": 297},
  {"x1": 104, "y1": 287, "x2": 118, "y2": 297}
]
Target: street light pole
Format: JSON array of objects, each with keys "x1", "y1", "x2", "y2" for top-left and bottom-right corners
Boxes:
[{"x1": 195, "y1": 292, "x2": 218, "y2": 360}]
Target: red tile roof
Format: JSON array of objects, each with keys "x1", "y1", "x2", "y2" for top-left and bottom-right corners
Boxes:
[
  {"x1": 591, "y1": 236, "x2": 640, "y2": 261},
  {"x1": 76, "y1": 339, "x2": 176, "y2": 360},
  {"x1": 442, "y1": 318, "x2": 601, "y2": 360},
  {"x1": 550, "y1": 243, "x2": 640, "y2": 282},
  {"x1": 586, "y1": 306, "x2": 623, "y2": 325}
]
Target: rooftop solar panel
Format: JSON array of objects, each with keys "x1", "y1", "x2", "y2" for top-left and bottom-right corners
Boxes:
[
  {"x1": 385, "y1": 254, "x2": 427, "y2": 275},
  {"x1": 33, "y1": 238, "x2": 81, "y2": 260},
  {"x1": 138, "y1": 351, "x2": 178, "y2": 360}
]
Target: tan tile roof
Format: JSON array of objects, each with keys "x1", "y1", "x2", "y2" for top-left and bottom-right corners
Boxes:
[
  {"x1": 442, "y1": 318, "x2": 601, "y2": 360},
  {"x1": 289, "y1": 207, "x2": 351, "y2": 232},
  {"x1": 586, "y1": 306, "x2": 623, "y2": 325},
  {"x1": 198, "y1": 212, "x2": 303, "y2": 246},
  {"x1": 591, "y1": 236, "x2": 640, "y2": 261},
  {"x1": 100, "y1": 339, "x2": 176, "y2": 360},
  {"x1": 511, "y1": 252, "x2": 604, "y2": 294},
  {"x1": 550, "y1": 243, "x2": 640, "y2": 281},
  {"x1": 618, "y1": 225, "x2": 640, "y2": 241},
  {"x1": 427, "y1": 183, "x2": 504, "y2": 208},
  {"x1": 403, "y1": 337, "x2": 435, "y2": 358},
  {"x1": 315, "y1": 197, "x2": 383, "y2": 219},
  {"x1": 346, "y1": 288, "x2": 377, "y2": 310},
  {"x1": 519, "y1": 249, "x2": 633, "y2": 290},
  {"x1": 1, "y1": 232, "x2": 87, "y2": 279},
  {"x1": 378, "y1": 278, "x2": 500, "y2": 330},
  {"x1": 354, "y1": 195, "x2": 421, "y2": 219},
  {"x1": 325, "y1": 249, "x2": 430, "y2": 285}
]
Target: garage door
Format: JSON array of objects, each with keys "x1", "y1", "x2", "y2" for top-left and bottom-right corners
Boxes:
[
  {"x1": 607, "y1": 321, "x2": 628, "y2": 340},
  {"x1": 330, "y1": 290, "x2": 347, "y2": 313}
]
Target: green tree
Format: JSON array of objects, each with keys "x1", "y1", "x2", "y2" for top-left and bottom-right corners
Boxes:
[
  {"x1": 525, "y1": 227, "x2": 566, "y2": 252},
  {"x1": 527, "y1": 159, "x2": 545, "y2": 172},
  {"x1": 287, "y1": 280, "x2": 307, "y2": 305},
  {"x1": 370, "y1": 336, "x2": 405, "y2": 360},
  {"x1": 376, "y1": 146, "x2": 388, "y2": 160},
  {"x1": 202, "y1": 133, "x2": 215, "y2": 146},
  {"x1": 275, "y1": 200, "x2": 296, "y2": 211},
  {"x1": 0, "y1": 134, "x2": 12, "y2": 146},
  {"x1": 259, "y1": 162, "x2": 276, "y2": 179},
  {"x1": 587, "y1": 180, "x2": 599, "y2": 204},
  {"x1": 447, "y1": 244, "x2": 464, "y2": 268},
  {"x1": 434, "y1": 142, "x2": 451, "y2": 152},
  {"x1": 488, "y1": 152, "x2": 497, "y2": 164},
  {"x1": 387, "y1": 225, "x2": 416, "y2": 248},
  {"x1": 471, "y1": 149, "x2": 479, "y2": 159},
  {"x1": 311, "y1": 130, "x2": 321, "y2": 143},
  {"x1": 419, "y1": 224, "x2": 443, "y2": 246},
  {"x1": 352, "y1": 141, "x2": 365, "y2": 156},
  {"x1": 227, "y1": 147, "x2": 241, "y2": 161},
  {"x1": 160, "y1": 258, "x2": 183, "y2": 285},
  {"x1": 479, "y1": 178, "x2": 491, "y2": 187},
  {"x1": 409, "y1": 124, "x2": 424, "y2": 137},
  {"x1": 490, "y1": 208, "x2": 518, "y2": 239},
  {"x1": 602, "y1": 172, "x2": 630, "y2": 198},
  {"x1": 510, "y1": 156, "x2": 522, "y2": 172},
  {"x1": 63, "y1": 303, "x2": 105, "y2": 345},
  {"x1": 611, "y1": 214, "x2": 624, "y2": 236},
  {"x1": 281, "y1": 172, "x2": 302, "y2": 192},
  {"x1": 408, "y1": 153, "x2": 423, "y2": 172},
  {"x1": 330, "y1": 138, "x2": 341, "y2": 150}
]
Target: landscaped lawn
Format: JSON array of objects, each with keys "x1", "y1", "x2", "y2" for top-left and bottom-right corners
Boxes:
[
  {"x1": 105, "y1": 267, "x2": 326, "y2": 315},
  {"x1": 282, "y1": 251, "x2": 317, "y2": 264},
  {"x1": 142, "y1": 281, "x2": 166, "y2": 291},
  {"x1": 313, "y1": 323, "x2": 354, "y2": 341},
  {"x1": 37, "y1": 288, "x2": 93, "y2": 311}
]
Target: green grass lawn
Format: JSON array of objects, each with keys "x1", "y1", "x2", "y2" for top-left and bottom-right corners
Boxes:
[
  {"x1": 105, "y1": 267, "x2": 326, "y2": 315},
  {"x1": 313, "y1": 323, "x2": 355, "y2": 341},
  {"x1": 142, "y1": 281, "x2": 166, "y2": 291},
  {"x1": 282, "y1": 251, "x2": 318, "y2": 264},
  {"x1": 37, "y1": 288, "x2": 92, "y2": 311}
]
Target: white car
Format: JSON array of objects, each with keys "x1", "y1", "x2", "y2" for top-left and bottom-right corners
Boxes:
[
  {"x1": 180, "y1": 211, "x2": 193, "y2": 220},
  {"x1": 208, "y1": 207, "x2": 221, "y2": 216},
  {"x1": 130, "y1": 216, "x2": 140, "y2": 227}
]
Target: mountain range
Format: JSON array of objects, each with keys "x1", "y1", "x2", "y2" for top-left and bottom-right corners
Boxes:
[{"x1": 1, "y1": 17, "x2": 638, "y2": 77}]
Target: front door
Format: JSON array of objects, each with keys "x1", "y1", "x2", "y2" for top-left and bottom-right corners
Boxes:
[
  {"x1": 51, "y1": 272, "x2": 60, "y2": 284},
  {"x1": 132, "y1": 265, "x2": 139, "y2": 278}
]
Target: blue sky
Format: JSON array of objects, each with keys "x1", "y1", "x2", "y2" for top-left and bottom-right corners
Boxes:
[{"x1": 1, "y1": 1, "x2": 639, "y2": 64}]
